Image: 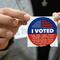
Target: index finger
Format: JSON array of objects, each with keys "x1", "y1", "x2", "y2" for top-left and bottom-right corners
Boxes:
[
  {"x1": 0, "y1": 8, "x2": 26, "y2": 19},
  {"x1": 0, "y1": 14, "x2": 19, "y2": 27}
]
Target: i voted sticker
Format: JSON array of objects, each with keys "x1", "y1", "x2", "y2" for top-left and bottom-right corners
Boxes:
[{"x1": 27, "y1": 17, "x2": 57, "y2": 47}]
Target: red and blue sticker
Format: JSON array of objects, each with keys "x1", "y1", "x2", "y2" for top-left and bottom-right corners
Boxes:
[{"x1": 27, "y1": 17, "x2": 57, "y2": 47}]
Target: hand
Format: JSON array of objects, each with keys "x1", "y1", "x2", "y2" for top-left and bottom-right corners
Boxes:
[
  {"x1": 0, "y1": 8, "x2": 30, "y2": 49},
  {"x1": 52, "y1": 12, "x2": 60, "y2": 24},
  {"x1": 52, "y1": 12, "x2": 60, "y2": 42}
]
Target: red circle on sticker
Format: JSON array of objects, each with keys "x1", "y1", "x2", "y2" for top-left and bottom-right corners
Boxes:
[{"x1": 28, "y1": 17, "x2": 57, "y2": 47}]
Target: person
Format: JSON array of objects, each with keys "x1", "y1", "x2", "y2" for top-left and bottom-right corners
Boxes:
[
  {"x1": 0, "y1": 8, "x2": 31, "y2": 60},
  {"x1": 30, "y1": 0, "x2": 60, "y2": 60},
  {"x1": 0, "y1": 0, "x2": 60, "y2": 60},
  {"x1": 0, "y1": 0, "x2": 37, "y2": 60},
  {"x1": 0, "y1": 7, "x2": 59, "y2": 60},
  {"x1": 50, "y1": 12, "x2": 60, "y2": 60}
]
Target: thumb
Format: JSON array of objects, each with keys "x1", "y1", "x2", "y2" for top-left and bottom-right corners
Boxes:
[{"x1": 52, "y1": 12, "x2": 60, "y2": 22}]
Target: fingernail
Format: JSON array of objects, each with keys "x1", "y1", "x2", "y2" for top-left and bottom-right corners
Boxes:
[
  {"x1": 58, "y1": 20, "x2": 60, "y2": 24},
  {"x1": 12, "y1": 18, "x2": 19, "y2": 27},
  {"x1": 24, "y1": 14, "x2": 30, "y2": 20}
]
